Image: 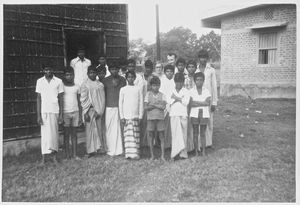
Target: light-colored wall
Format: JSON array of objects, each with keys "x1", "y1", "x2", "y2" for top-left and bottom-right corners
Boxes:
[{"x1": 220, "y1": 4, "x2": 296, "y2": 98}]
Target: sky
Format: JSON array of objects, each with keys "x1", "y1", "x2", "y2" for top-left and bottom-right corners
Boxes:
[{"x1": 127, "y1": 0, "x2": 298, "y2": 44}]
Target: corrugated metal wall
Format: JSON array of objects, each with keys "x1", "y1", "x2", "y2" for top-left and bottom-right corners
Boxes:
[{"x1": 3, "y1": 4, "x2": 128, "y2": 140}]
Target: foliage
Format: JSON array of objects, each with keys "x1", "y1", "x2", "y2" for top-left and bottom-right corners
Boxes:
[
  {"x1": 142, "y1": 27, "x2": 221, "y2": 63},
  {"x1": 128, "y1": 38, "x2": 147, "y2": 64}
]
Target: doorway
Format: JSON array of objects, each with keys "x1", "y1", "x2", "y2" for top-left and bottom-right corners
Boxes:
[{"x1": 63, "y1": 28, "x2": 105, "y2": 65}]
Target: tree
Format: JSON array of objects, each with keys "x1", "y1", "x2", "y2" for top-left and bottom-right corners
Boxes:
[
  {"x1": 145, "y1": 27, "x2": 221, "y2": 63},
  {"x1": 128, "y1": 38, "x2": 147, "y2": 64},
  {"x1": 196, "y1": 31, "x2": 221, "y2": 62}
]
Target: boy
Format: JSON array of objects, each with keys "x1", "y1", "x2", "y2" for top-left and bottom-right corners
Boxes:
[
  {"x1": 103, "y1": 62, "x2": 126, "y2": 156},
  {"x1": 169, "y1": 73, "x2": 190, "y2": 160},
  {"x1": 176, "y1": 57, "x2": 188, "y2": 75},
  {"x1": 145, "y1": 76, "x2": 167, "y2": 161},
  {"x1": 189, "y1": 72, "x2": 211, "y2": 156},
  {"x1": 159, "y1": 64, "x2": 175, "y2": 149},
  {"x1": 96, "y1": 54, "x2": 110, "y2": 78},
  {"x1": 36, "y1": 65, "x2": 64, "y2": 165},
  {"x1": 119, "y1": 71, "x2": 144, "y2": 159},
  {"x1": 80, "y1": 65, "x2": 106, "y2": 157},
  {"x1": 97, "y1": 64, "x2": 107, "y2": 83},
  {"x1": 184, "y1": 60, "x2": 199, "y2": 153},
  {"x1": 197, "y1": 49, "x2": 218, "y2": 148},
  {"x1": 63, "y1": 66, "x2": 82, "y2": 160},
  {"x1": 140, "y1": 59, "x2": 155, "y2": 147},
  {"x1": 127, "y1": 58, "x2": 144, "y2": 90},
  {"x1": 184, "y1": 60, "x2": 197, "y2": 90}
]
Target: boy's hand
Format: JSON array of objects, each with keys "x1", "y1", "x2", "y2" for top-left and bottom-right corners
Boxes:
[
  {"x1": 211, "y1": 105, "x2": 216, "y2": 112},
  {"x1": 58, "y1": 114, "x2": 63, "y2": 124},
  {"x1": 121, "y1": 119, "x2": 126, "y2": 125},
  {"x1": 84, "y1": 113, "x2": 90, "y2": 122},
  {"x1": 78, "y1": 117, "x2": 83, "y2": 126},
  {"x1": 37, "y1": 116, "x2": 43, "y2": 125}
]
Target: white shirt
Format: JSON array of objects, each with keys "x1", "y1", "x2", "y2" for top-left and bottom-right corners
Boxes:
[
  {"x1": 63, "y1": 84, "x2": 80, "y2": 113},
  {"x1": 189, "y1": 87, "x2": 211, "y2": 118},
  {"x1": 70, "y1": 57, "x2": 91, "y2": 86},
  {"x1": 119, "y1": 85, "x2": 144, "y2": 120},
  {"x1": 159, "y1": 75, "x2": 175, "y2": 103},
  {"x1": 197, "y1": 63, "x2": 218, "y2": 106},
  {"x1": 35, "y1": 76, "x2": 64, "y2": 113},
  {"x1": 169, "y1": 87, "x2": 190, "y2": 117}
]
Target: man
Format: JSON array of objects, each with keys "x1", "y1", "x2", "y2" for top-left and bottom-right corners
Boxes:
[
  {"x1": 70, "y1": 46, "x2": 91, "y2": 86},
  {"x1": 197, "y1": 49, "x2": 218, "y2": 148},
  {"x1": 36, "y1": 65, "x2": 64, "y2": 165}
]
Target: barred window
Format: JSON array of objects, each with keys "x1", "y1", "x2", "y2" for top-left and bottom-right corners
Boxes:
[{"x1": 258, "y1": 32, "x2": 277, "y2": 64}]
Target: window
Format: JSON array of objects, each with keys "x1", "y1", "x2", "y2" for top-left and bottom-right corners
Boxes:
[{"x1": 258, "y1": 32, "x2": 277, "y2": 64}]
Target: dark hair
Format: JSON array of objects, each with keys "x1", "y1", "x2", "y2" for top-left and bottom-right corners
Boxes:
[
  {"x1": 127, "y1": 58, "x2": 136, "y2": 66},
  {"x1": 149, "y1": 76, "x2": 161, "y2": 85},
  {"x1": 125, "y1": 70, "x2": 136, "y2": 79},
  {"x1": 193, "y1": 72, "x2": 205, "y2": 81},
  {"x1": 87, "y1": 65, "x2": 97, "y2": 73},
  {"x1": 64, "y1": 66, "x2": 74, "y2": 74},
  {"x1": 186, "y1": 60, "x2": 197, "y2": 68},
  {"x1": 119, "y1": 57, "x2": 128, "y2": 66},
  {"x1": 164, "y1": 64, "x2": 175, "y2": 73},
  {"x1": 108, "y1": 61, "x2": 119, "y2": 69},
  {"x1": 77, "y1": 45, "x2": 85, "y2": 51},
  {"x1": 198, "y1": 49, "x2": 209, "y2": 58},
  {"x1": 144, "y1": 59, "x2": 153, "y2": 69},
  {"x1": 167, "y1": 52, "x2": 177, "y2": 59},
  {"x1": 174, "y1": 73, "x2": 185, "y2": 83},
  {"x1": 98, "y1": 54, "x2": 106, "y2": 59},
  {"x1": 176, "y1": 57, "x2": 186, "y2": 66}
]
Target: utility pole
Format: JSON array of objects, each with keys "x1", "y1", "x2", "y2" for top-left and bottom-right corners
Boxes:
[{"x1": 156, "y1": 4, "x2": 161, "y2": 61}]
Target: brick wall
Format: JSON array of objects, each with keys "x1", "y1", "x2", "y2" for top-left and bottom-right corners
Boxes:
[{"x1": 220, "y1": 4, "x2": 296, "y2": 98}]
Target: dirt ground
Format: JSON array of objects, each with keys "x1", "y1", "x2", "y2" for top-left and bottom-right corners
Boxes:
[{"x1": 2, "y1": 96, "x2": 296, "y2": 202}]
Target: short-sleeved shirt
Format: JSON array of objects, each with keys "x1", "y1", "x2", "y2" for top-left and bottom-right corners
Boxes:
[
  {"x1": 35, "y1": 76, "x2": 64, "y2": 113},
  {"x1": 144, "y1": 91, "x2": 166, "y2": 120},
  {"x1": 189, "y1": 87, "x2": 211, "y2": 118},
  {"x1": 70, "y1": 57, "x2": 91, "y2": 86},
  {"x1": 103, "y1": 75, "x2": 127, "y2": 107},
  {"x1": 63, "y1": 84, "x2": 80, "y2": 113}
]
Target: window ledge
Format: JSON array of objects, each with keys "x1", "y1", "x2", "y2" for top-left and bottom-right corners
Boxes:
[{"x1": 247, "y1": 21, "x2": 287, "y2": 29}]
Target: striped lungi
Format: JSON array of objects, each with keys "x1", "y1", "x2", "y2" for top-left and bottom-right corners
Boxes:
[{"x1": 124, "y1": 119, "x2": 140, "y2": 159}]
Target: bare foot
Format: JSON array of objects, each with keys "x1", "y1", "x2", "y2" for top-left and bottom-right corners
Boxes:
[
  {"x1": 150, "y1": 156, "x2": 155, "y2": 160},
  {"x1": 195, "y1": 150, "x2": 199, "y2": 157},
  {"x1": 161, "y1": 157, "x2": 166, "y2": 162},
  {"x1": 202, "y1": 151, "x2": 206, "y2": 157}
]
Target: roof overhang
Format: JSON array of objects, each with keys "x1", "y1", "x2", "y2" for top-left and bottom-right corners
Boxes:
[
  {"x1": 245, "y1": 21, "x2": 288, "y2": 29},
  {"x1": 201, "y1": 4, "x2": 294, "y2": 29}
]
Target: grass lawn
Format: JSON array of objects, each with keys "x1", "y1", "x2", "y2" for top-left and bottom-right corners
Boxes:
[{"x1": 2, "y1": 96, "x2": 295, "y2": 202}]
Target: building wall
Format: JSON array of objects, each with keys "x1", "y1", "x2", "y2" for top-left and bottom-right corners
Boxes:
[
  {"x1": 3, "y1": 5, "x2": 128, "y2": 140},
  {"x1": 220, "y1": 4, "x2": 296, "y2": 98}
]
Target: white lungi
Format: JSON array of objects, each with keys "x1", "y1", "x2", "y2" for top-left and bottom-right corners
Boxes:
[
  {"x1": 105, "y1": 107, "x2": 123, "y2": 156},
  {"x1": 170, "y1": 116, "x2": 188, "y2": 158},
  {"x1": 41, "y1": 113, "x2": 59, "y2": 154}
]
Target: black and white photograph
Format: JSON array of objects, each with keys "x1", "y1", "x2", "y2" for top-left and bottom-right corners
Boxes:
[{"x1": 1, "y1": 0, "x2": 297, "y2": 202}]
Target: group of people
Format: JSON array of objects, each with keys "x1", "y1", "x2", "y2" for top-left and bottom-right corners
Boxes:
[{"x1": 36, "y1": 47, "x2": 218, "y2": 164}]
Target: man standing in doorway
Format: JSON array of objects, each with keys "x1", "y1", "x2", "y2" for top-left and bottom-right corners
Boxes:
[
  {"x1": 197, "y1": 49, "x2": 218, "y2": 148},
  {"x1": 70, "y1": 46, "x2": 91, "y2": 86}
]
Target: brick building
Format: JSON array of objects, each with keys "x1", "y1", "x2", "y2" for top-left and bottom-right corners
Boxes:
[{"x1": 202, "y1": 4, "x2": 296, "y2": 98}]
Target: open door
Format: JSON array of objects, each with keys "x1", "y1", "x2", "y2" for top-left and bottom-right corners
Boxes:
[{"x1": 62, "y1": 28, "x2": 105, "y2": 66}]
